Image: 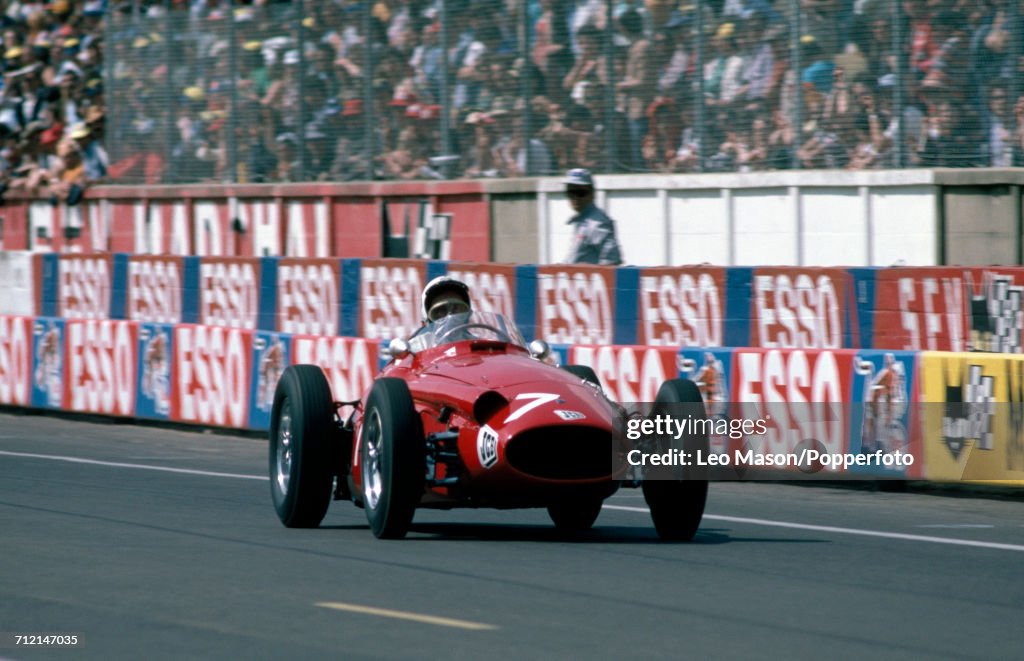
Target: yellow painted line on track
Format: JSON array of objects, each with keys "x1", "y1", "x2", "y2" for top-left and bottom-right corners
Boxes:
[{"x1": 315, "y1": 601, "x2": 498, "y2": 631}]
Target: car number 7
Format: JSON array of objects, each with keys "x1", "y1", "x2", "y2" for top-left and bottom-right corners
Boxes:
[{"x1": 503, "y1": 393, "x2": 560, "y2": 424}]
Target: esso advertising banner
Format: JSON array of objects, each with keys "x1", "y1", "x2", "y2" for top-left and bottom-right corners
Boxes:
[
  {"x1": 359, "y1": 259, "x2": 429, "y2": 341},
  {"x1": 566, "y1": 344, "x2": 678, "y2": 402},
  {"x1": 447, "y1": 263, "x2": 517, "y2": 320},
  {"x1": 59, "y1": 254, "x2": 113, "y2": 320},
  {"x1": 0, "y1": 315, "x2": 33, "y2": 406},
  {"x1": 636, "y1": 267, "x2": 726, "y2": 348},
  {"x1": 198, "y1": 257, "x2": 262, "y2": 330},
  {"x1": 290, "y1": 334, "x2": 379, "y2": 412},
  {"x1": 65, "y1": 319, "x2": 138, "y2": 417},
  {"x1": 276, "y1": 258, "x2": 342, "y2": 336},
  {"x1": 731, "y1": 348, "x2": 854, "y2": 462},
  {"x1": 536, "y1": 265, "x2": 615, "y2": 346},
  {"x1": 31, "y1": 318, "x2": 65, "y2": 409},
  {"x1": 137, "y1": 323, "x2": 175, "y2": 420},
  {"x1": 171, "y1": 325, "x2": 253, "y2": 428},
  {"x1": 750, "y1": 268, "x2": 853, "y2": 349},
  {"x1": 126, "y1": 256, "x2": 186, "y2": 324},
  {"x1": 250, "y1": 331, "x2": 290, "y2": 430},
  {"x1": 849, "y1": 350, "x2": 921, "y2": 477}
]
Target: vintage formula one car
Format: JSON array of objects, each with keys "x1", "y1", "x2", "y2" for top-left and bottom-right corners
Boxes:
[{"x1": 269, "y1": 311, "x2": 708, "y2": 540}]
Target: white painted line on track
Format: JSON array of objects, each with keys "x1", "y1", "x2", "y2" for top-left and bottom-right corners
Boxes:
[
  {"x1": 4, "y1": 449, "x2": 1021, "y2": 552},
  {"x1": 917, "y1": 524, "x2": 995, "y2": 529},
  {"x1": 316, "y1": 602, "x2": 497, "y2": 630},
  {"x1": 604, "y1": 505, "x2": 1024, "y2": 553},
  {"x1": 0, "y1": 450, "x2": 269, "y2": 481}
]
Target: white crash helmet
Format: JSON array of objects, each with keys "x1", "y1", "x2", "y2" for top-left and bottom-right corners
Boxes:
[{"x1": 422, "y1": 275, "x2": 472, "y2": 322}]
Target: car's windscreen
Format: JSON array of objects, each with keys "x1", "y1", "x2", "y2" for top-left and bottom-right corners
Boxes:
[{"x1": 407, "y1": 311, "x2": 527, "y2": 351}]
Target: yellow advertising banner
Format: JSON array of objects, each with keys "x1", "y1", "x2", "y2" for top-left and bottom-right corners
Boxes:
[{"x1": 919, "y1": 352, "x2": 1024, "y2": 484}]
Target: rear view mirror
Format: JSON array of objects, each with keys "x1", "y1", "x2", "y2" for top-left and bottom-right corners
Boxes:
[
  {"x1": 528, "y1": 339, "x2": 550, "y2": 360},
  {"x1": 387, "y1": 338, "x2": 412, "y2": 360}
]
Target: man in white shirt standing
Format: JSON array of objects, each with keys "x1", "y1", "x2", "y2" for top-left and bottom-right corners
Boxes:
[{"x1": 563, "y1": 168, "x2": 623, "y2": 265}]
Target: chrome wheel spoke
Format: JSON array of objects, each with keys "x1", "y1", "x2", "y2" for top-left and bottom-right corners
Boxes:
[{"x1": 276, "y1": 402, "x2": 292, "y2": 495}]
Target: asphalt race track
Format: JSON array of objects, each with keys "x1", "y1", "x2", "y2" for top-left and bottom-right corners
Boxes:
[{"x1": 1, "y1": 411, "x2": 1021, "y2": 660}]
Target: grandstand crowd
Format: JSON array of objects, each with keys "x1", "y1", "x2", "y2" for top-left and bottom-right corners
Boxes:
[{"x1": 3, "y1": 0, "x2": 1024, "y2": 189}]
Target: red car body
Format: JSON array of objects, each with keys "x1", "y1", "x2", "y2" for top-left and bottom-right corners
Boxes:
[{"x1": 348, "y1": 338, "x2": 625, "y2": 510}]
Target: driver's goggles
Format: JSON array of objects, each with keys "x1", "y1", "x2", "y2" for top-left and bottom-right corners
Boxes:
[{"x1": 427, "y1": 299, "x2": 470, "y2": 322}]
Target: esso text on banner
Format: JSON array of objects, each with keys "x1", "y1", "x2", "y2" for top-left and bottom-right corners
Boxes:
[
  {"x1": 360, "y1": 264, "x2": 423, "y2": 340},
  {"x1": 291, "y1": 335, "x2": 378, "y2": 405},
  {"x1": 66, "y1": 319, "x2": 138, "y2": 416},
  {"x1": 447, "y1": 266, "x2": 515, "y2": 319},
  {"x1": 0, "y1": 315, "x2": 32, "y2": 406},
  {"x1": 173, "y1": 325, "x2": 252, "y2": 428},
  {"x1": 199, "y1": 260, "x2": 260, "y2": 329},
  {"x1": 639, "y1": 270, "x2": 723, "y2": 347},
  {"x1": 752, "y1": 272, "x2": 843, "y2": 349},
  {"x1": 59, "y1": 256, "x2": 111, "y2": 320},
  {"x1": 734, "y1": 349, "x2": 851, "y2": 457},
  {"x1": 538, "y1": 269, "x2": 613, "y2": 345},
  {"x1": 569, "y1": 345, "x2": 676, "y2": 402},
  {"x1": 277, "y1": 261, "x2": 339, "y2": 335},
  {"x1": 127, "y1": 257, "x2": 182, "y2": 324}
]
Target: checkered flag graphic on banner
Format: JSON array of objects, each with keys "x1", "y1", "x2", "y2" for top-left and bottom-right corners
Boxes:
[
  {"x1": 965, "y1": 365, "x2": 996, "y2": 451},
  {"x1": 968, "y1": 273, "x2": 1024, "y2": 353},
  {"x1": 413, "y1": 211, "x2": 452, "y2": 260},
  {"x1": 989, "y1": 276, "x2": 1024, "y2": 353}
]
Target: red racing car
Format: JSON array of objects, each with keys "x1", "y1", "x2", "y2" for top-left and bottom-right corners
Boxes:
[{"x1": 269, "y1": 311, "x2": 708, "y2": 540}]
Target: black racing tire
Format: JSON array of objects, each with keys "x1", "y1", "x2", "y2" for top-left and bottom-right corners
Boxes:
[
  {"x1": 269, "y1": 365, "x2": 336, "y2": 528},
  {"x1": 360, "y1": 378, "x2": 426, "y2": 539},
  {"x1": 547, "y1": 497, "x2": 604, "y2": 532},
  {"x1": 560, "y1": 364, "x2": 601, "y2": 388},
  {"x1": 641, "y1": 378, "x2": 709, "y2": 541}
]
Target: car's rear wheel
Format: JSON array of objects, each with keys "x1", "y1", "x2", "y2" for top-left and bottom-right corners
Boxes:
[
  {"x1": 270, "y1": 365, "x2": 335, "y2": 528},
  {"x1": 361, "y1": 378, "x2": 426, "y2": 539},
  {"x1": 560, "y1": 364, "x2": 601, "y2": 388},
  {"x1": 547, "y1": 497, "x2": 603, "y2": 532},
  {"x1": 642, "y1": 378, "x2": 709, "y2": 541}
]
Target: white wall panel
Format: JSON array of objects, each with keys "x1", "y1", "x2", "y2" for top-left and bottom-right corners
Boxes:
[
  {"x1": 667, "y1": 190, "x2": 728, "y2": 264},
  {"x1": 870, "y1": 186, "x2": 937, "y2": 266},
  {"x1": 801, "y1": 188, "x2": 866, "y2": 265},
  {"x1": 732, "y1": 188, "x2": 796, "y2": 265},
  {"x1": 605, "y1": 191, "x2": 663, "y2": 266}
]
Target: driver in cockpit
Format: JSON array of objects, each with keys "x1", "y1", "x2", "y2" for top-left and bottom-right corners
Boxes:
[{"x1": 422, "y1": 276, "x2": 472, "y2": 324}]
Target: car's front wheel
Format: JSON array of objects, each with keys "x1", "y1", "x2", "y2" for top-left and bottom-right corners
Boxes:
[
  {"x1": 360, "y1": 378, "x2": 426, "y2": 539},
  {"x1": 270, "y1": 365, "x2": 336, "y2": 528},
  {"x1": 641, "y1": 378, "x2": 709, "y2": 541}
]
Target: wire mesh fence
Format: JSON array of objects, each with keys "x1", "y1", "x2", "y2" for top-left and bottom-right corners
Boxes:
[{"x1": 103, "y1": 0, "x2": 1024, "y2": 185}]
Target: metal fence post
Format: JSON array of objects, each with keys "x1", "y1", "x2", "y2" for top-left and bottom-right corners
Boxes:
[
  {"x1": 604, "y1": 0, "x2": 616, "y2": 172},
  {"x1": 1011, "y1": 0, "x2": 1021, "y2": 156},
  {"x1": 362, "y1": 0, "x2": 375, "y2": 181},
  {"x1": 790, "y1": 0, "x2": 802, "y2": 170},
  {"x1": 439, "y1": 0, "x2": 452, "y2": 178},
  {"x1": 227, "y1": 0, "x2": 239, "y2": 182},
  {"x1": 521, "y1": 0, "x2": 533, "y2": 176},
  {"x1": 892, "y1": 0, "x2": 904, "y2": 168},
  {"x1": 695, "y1": 4, "x2": 705, "y2": 173},
  {"x1": 296, "y1": 0, "x2": 307, "y2": 181}
]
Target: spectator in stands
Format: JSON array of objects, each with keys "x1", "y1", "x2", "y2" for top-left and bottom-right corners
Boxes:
[
  {"x1": 985, "y1": 84, "x2": 1013, "y2": 167},
  {"x1": 705, "y1": 22, "x2": 747, "y2": 114},
  {"x1": 562, "y1": 24, "x2": 608, "y2": 94},
  {"x1": 615, "y1": 9, "x2": 654, "y2": 171}
]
